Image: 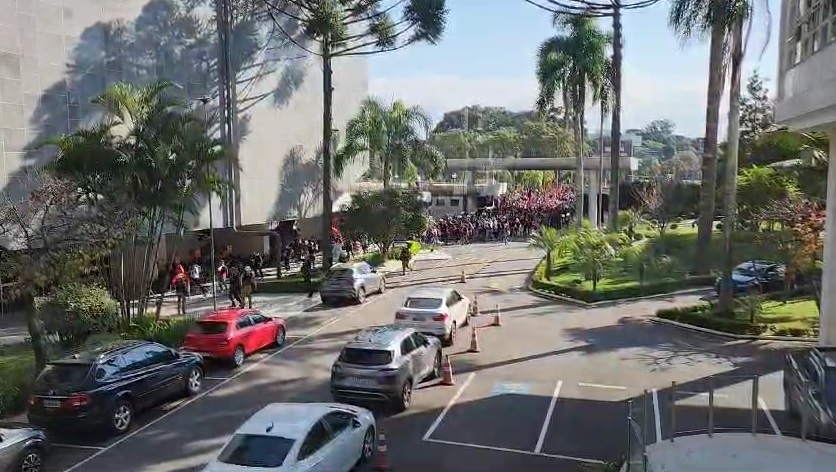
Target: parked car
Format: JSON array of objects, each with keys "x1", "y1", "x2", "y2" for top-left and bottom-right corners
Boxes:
[
  {"x1": 783, "y1": 347, "x2": 836, "y2": 440},
  {"x1": 183, "y1": 308, "x2": 287, "y2": 367},
  {"x1": 714, "y1": 260, "x2": 786, "y2": 295},
  {"x1": 0, "y1": 422, "x2": 49, "y2": 472},
  {"x1": 394, "y1": 287, "x2": 471, "y2": 346},
  {"x1": 320, "y1": 262, "x2": 385, "y2": 306},
  {"x1": 330, "y1": 325, "x2": 442, "y2": 411},
  {"x1": 201, "y1": 402, "x2": 376, "y2": 472},
  {"x1": 27, "y1": 340, "x2": 204, "y2": 436}
]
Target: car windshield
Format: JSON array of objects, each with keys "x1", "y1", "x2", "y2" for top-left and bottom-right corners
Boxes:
[
  {"x1": 327, "y1": 268, "x2": 353, "y2": 280},
  {"x1": 340, "y1": 348, "x2": 393, "y2": 366},
  {"x1": 404, "y1": 297, "x2": 443, "y2": 309},
  {"x1": 217, "y1": 434, "x2": 295, "y2": 468},
  {"x1": 192, "y1": 321, "x2": 228, "y2": 335},
  {"x1": 36, "y1": 363, "x2": 92, "y2": 385}
]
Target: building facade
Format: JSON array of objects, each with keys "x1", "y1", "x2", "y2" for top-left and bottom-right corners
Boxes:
[
  {"x1": 0, "y1": 0, "x2": 369, "y2": 255},
  {"x1": 775, "y1": 0, "x2": 836, "y2": 345}
]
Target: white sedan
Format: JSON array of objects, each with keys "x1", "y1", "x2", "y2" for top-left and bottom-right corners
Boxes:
[
  {"x1": 202, "y1": 402, "x2": 376, "y2": 472},
  {"x1": 394, "y1": 287, "x2": 472, "y2": 346}
]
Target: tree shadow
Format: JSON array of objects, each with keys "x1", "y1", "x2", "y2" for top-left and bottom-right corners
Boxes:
[
  {"x1": 272, "y1": 145, "x2": 325, "y2": 221},
  {"x1": 3, "y1": 0, "x2": 308, "y2": 210}
]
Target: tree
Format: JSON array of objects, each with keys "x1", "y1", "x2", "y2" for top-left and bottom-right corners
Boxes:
[
  {"x1": 262, "y1": 0, "x2": 448, "y2": 269},
  {"x1": 641, "y1": 119, "x2": 676, "y2": 143},
  {"x1": 335, "y1": 97, "x2": 444, "y2": 187},
  {"x1": 736, "y1": 166, "x2": 798, "y2": 230},
  {"x1": 636, "y1": 183, "x2": 682, "y2": 236},
  {"x1": 46, "y1": 79, "x2": 227, "y2": 321},
  {"x1": 620, "y1": 242, "x2": 660, "y2": 286},
  {"x1": 564, "y1": 227, "x2": 617, "y2": 291},
  {"x1": 0, "y1": 176, "x2": 132, "y2": 371},
  {"x1": 530, "y1": 225, "x2": 569, "y2": 280},
  {"x1": 739, "y1": 70, "x2": 775, "y2": 160},
  {"x1": 339, "y1": 189, "x2": 428, "y2": 256}
]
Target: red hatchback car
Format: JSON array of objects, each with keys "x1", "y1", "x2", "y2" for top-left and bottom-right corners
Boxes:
[{"x1": 182, "y1": 309, "x2": 287, "y2": 367}]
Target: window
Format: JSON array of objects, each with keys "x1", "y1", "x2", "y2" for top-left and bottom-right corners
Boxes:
[
  {"x1": 339, "y1": 348, "x2": 393, "y2": 366},
  {"x1": 400, "y1": 336, "x2": 417, "y2": 356},
  {"x1": 193, "y1": 321, "x2": 229, "y2": 335},
  {"x1": 446, "y1": 291, "x2": 462, "y2": 306},
  {"x1": 403, "y1": 297, "x2": 443, "y2": 309},
  {"x1": 37, "y1": 363, "x2": 92, "y2": 385},
  {"x1": 236, "y1": 316, "x2": 252, "y2": 330},
  {"x1": 144, "y1": 344, "x2": 174, "y2": 365},
  {"x1": 95, "y1": 357, "x2": 124, "y2": 381},
  {"x1": 322, "y1": 411, "x2": 355, "y2": 435},
  {"x1": 786, "y1": 0, "x2": 836, "y2": 66},
  {"x1": 357, "y1": 264, "x2": 371, "y2": 275},
  {"x1": 249, "y1": 314, "x2": 269, "y2": 324},
  {"x1": 297, "y1": 421, "x2": 332, "y2": 461},
  {"x1": 435, "y1": 198, "x2": 445, "y2": 206},
  {"x1": 450, "y1": 198, "x2": 460, "y2": 207},
  {"x1": 217, "y1": 434, "x2": 295, "y2": 468},
  {"x1": 121, "y1": 347, "x2": 150, "y2": 371},
  {"x1": 326, "y1": 268, "x2": 353, "y2": 281},
  {"x1": 410, "y1": 332, "x2": 428, "y2": 348}
]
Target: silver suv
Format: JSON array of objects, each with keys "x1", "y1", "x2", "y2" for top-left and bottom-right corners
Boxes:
[
  {"x1": 320, "y1": 261, "x2": 386, "y2": 305},
  {"x1": 330, "y1": 325, "x2": 443, "y2": 411}
]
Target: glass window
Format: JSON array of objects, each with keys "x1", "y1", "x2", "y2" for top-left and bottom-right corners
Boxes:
[
  {"x1": 357, "y1": 264, "x2": 371, "y2": 275},
  {"x1": 95, "y1": 356, "x2": 124, "y2": 381},
  {"x1": 403, "y1": 297, "x2": 443, "y2": 309},
  {"x1": 192, "y1": 321, "x2": 229, "y2": 335},
  {"x1": 37, "y1": 363, "x2": 92, "y2": 385},
  {"x1": 326, "y1": 268, "x2": 353, "y2": 280},
  {"x1": 144, "y1": 344, "x2": 174, "y2": 365},
  {"x1": 236, "y1": 316, "x2": 252, "y2": 330},
  {"x1": 121, "y1": 347, "x2": 149, "y2": 370},
  {"x1": 400, "y1": 336, "x2": 417, "y2": 356},
  {"x1": 249, "y1": 314, "x2": 268, "y2": 324},
  {"x1": 410, "y1": 332, "x2": 428, "y2": 348},
  {"x1": 450, "y1": 198, "x2": 460, "y2": 206},
  {"x1": 322, "y1": 411, "x2": 355, "y2": 435},
  {"x1": 297, "y1": 421, "x2": 332, "y2": 461},
  {"x1": 339, "y1": 348, "x2": 393, "y2": 366},
  {"x1": 217, "y1": 434, "x2": 295, "y2": 468}
]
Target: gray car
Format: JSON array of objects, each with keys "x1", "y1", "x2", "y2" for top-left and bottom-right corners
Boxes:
[
  {"x1": 0, "y1": 423, "x2": 48, "y2": 472},
  {"x1": 330, "y1": 325, "x2": 443, "y2": 411},
  {"x1": 320, "y1": 261, "x2": 386, "y2": 305}
]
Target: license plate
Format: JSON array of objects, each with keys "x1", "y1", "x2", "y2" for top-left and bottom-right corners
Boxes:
[
  {"x1": 43, "y1": 399, "x2": 61, "y2": 409},
  {"x1": 348, "y1": 377, "x2": 373, "y2": 386}
]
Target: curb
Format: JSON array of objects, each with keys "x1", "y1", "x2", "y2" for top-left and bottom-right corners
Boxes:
[
  {"x1": 648, "y1": 317, "x2": 817, "y2": 343},
  {"x1": 527, "y1": 284, "x2": 713, "y2": 307}
]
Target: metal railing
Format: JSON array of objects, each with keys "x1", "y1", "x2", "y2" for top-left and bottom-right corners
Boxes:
[{"x1": 626, "y1": 393, "x2": 649, "y2": 472}]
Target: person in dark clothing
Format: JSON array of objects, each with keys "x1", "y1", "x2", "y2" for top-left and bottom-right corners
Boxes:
[
  {"x1": 228, "y1": 265, "x2": 243, "y2": 308},
  {"x1": 301, "y1": 254, "x2": 316, "y2": 298},
  {"x1": 241, "y1": 266, "x2": 257, "y2": 309},
  {"x1": 251, "y1": 252, "x2": 264, "y2": 279},
  {"x1": 399, "y1": 246, "x2": 412, "y2": 276}
]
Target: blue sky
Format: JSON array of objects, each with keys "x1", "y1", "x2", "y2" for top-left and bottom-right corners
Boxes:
[{"x1": 368, "y1": 0, "x2": 780, "y2": 138}]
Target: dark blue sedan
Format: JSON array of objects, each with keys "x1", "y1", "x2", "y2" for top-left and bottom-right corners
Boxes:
[{"x1": 715, "y1": 260, "x2": 786, "y2": 295}]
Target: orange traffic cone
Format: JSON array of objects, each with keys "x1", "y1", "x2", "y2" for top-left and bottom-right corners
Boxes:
[
  {"x1": 468, "y1": 326, "x2": 481, "y2": 353},
  {"x1": 492, "y1": 303, "x2": 502, "y2": 327},
  {"x1": 441, "y1": 354, "x2": 455, "y2": 386},
  {"x1": 372, "y1": 428, "x2": 390, "y2": 471},
  {"x1": 460, "y1": 269, "x2": 467, "y2": 283}
]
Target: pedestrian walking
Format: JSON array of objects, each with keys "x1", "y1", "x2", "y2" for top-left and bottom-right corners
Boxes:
[
  {"x1": 228, "y1": 265, "x2": 243, "y2": 308},
  {"x1": 399, "y1": 245, "x2": 412, "y2": 276},
  {"x1": 189, "y1": 261, "x2": 208, "y2": 297},
  {"x1": 301, "y1": 254, "x2": 316, "y2": 298},
  {"x1": 171, "y1": 264, "x2": 189, "y2": 315},
  {"x1": 241, "y1": 266, "x2": 257, "y2": 309}
]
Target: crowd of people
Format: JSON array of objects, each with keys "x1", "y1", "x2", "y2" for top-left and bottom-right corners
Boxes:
[{"x1": 424, "y1": 186, "x2": 576, "y2": 245}]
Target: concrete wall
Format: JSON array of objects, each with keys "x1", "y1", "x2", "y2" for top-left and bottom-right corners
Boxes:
[{"x1": 0, "y1": 0, "x2": 368, "y2": 228}]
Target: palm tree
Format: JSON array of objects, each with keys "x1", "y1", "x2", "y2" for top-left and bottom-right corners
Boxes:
[
  {"x1": 530, "y1": 225, "x2": 568, "y2": 280},
  {"x1": 335, "y1": 97, "x2": 444, "y2": 188},
  {"x1": 536, "y1": 13, "x2": 611, "y2": 227}
]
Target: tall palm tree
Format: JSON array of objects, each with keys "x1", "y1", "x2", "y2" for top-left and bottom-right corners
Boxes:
[
  {"x1": 536, "y1": 13, "x2": 611, "y2": 227},
  {"x1": 335, "y1": 97, "x2": 444, "y2": 188}
]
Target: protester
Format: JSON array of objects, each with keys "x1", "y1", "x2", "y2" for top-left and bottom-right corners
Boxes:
[
  {"x1": 228, "y1": 265, "x2": 243, "y2": 308},
  {"x1": 241, "y1": 266, "x2": 257, "y2": 309}
]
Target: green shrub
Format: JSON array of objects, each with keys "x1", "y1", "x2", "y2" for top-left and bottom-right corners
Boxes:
[
  {"x1": 532, "y1": 275, "x2": 716, "y2": 303},
  {"x1": 0, "y1": 346, "x2": 35, "y2": 418},
  {"x1": 258, "y1": 275, "x2": 322, "y2": 294},
  {"x1": 656, "y1": 304, "x2": 768, "y2": 335},
  {"x1": 35, "y1": 283, "x2": 119, "y2": 350},
  {"x1": 364, "y1": 252, "x2": 386, "y2": 267},
  {"x1": 123, "y1": 315, "x2": 195, "y2": 348},
  {"x1": 670, "y1": 223, "x2": 679, "y2": 230},
  {"x1": 770, "y1": 326, "x2": 813, "y2": 337}
]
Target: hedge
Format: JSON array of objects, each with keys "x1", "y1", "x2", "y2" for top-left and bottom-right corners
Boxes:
[
  {"x1": 656, "y1": 305, "x2": 768, "y2": 335},
  {"x1": 532, "y1": 275, "x2": 716, "y2": 303}
]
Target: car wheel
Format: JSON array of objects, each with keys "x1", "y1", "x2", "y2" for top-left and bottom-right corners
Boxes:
[
  {"x1": 16, "y1": 446, "x2": 43, "y2": 472},
  {"x1": 395, "y1": 380, "x2": 413, "y2": 411},
  {"x1": 356, "y1": 287, "x2": 366, "y2": 303},
  {"x1": 359, "y1": 426, "x2": 376, "y2": 464},
  {"x1": 110, "y1": 400, "x2": 133, "y2": 435},
  {"x1": 232, "y1": 345, "x2": 246, "y2": 367},
  {"x1": 379, "y1": 278, "x2": 386, "y2": 294},
  {"x1": 430, "y1": 352, "x2": 442, "y2": 379},
  {"x1": 274, "y1": 326, "x2": 287, "y2": 347},
  {"x1": 443, "y1": 322, "x2": 457, "y2": 347},
  {"x1": 185, "y1": 367, "x2": 203, "y2": 396}
]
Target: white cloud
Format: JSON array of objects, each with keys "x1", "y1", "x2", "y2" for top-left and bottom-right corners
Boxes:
[{"x1": 370, "y1": 67, "x2": 739, "y2": 138}]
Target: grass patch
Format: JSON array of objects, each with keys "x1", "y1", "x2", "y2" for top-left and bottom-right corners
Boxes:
[
  {"x1": 258, "y1": 274, "x2": 322, "y2": 294},
  {"x1": 657, "y1": 296, "x2": 819, "y2": 338},
  {"x1": 532, "y1": 227, "x2": 787, "y2": 303},
  {"x1": 0, "y1": 343, "x2": 35, "y2": 418}
]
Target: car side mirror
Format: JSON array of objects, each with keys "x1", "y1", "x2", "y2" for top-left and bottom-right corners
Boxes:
[{"x1": 352, "y1": 418, "x2": 362, "y2": 429}]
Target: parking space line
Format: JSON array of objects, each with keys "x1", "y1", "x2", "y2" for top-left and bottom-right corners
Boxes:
[
  {"x1": 204, "y1": 377, "x2": 229, "y2": 381},
  {"x1": 53, "y1": 444, "x2": 105, "y2": 451},
  {"x1": 577, "y1": 382, "x2": 626, "y2": 391},
  {"x1": 534, "y1": 380, "x2": 562, "y2": 453},
  {"x1": 422, "y1": 373, "x2": 476, "y2": 441},
  {"x1": 758, "y1": 397, "x2": 782, "y2": 436},
  {"x1": 425, "y1": 438, "x2": 605, "y2": 465},
  {"x1": 651, "y1": 389, "x2": 662, "y2": 442}
]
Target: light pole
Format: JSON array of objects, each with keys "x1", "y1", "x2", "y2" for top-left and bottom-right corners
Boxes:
[{"x1": 194, "y1": 96, "x2": 218, "y2": 312}]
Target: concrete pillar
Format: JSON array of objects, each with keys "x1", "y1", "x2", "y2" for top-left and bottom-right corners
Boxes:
[
  {"x1": 820, "y1": 131, "x2": 836, "y2": 345},
  {"x1": 588, "y1": 170, "x2": 599, "y2": 228}
]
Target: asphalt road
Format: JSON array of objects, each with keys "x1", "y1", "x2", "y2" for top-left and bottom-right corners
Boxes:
[{"x1": 40, "y1": 242, "x2": 802, "y2": 472}]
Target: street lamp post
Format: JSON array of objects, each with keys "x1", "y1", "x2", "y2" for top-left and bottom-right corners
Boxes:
[{"x1": 195, "y1": 96, "x2": 218, "y2": 312}]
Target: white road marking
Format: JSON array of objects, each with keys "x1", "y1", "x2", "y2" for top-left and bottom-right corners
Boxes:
[
  {"x1": 63, "y1": 297, "x2": 376, "y2": 472},
  {"x1": 651, "y1": 389, "x2": 663, "y2": 442},
  {"x1": 534, "y1": 380, "x2": 562, "y2": 453},
  {"x1": 422, "y1": 373, "x2": 476, "y2": 441},
  {"x1": 577, "y1": 382, "x2": 626, "y2": 391},
  {"x1": 53, "y1": 444, "x2": 105, "y2": 451},
  {"x1": 758, "y1": 396, "x2": 782, "y2": 436},
  {"x1": 679, "y1": 391, "x2": 729, "y2": 399},
  {"x1": 204, "y1": 377, "x2": 229, "y2": 381},
  {"x1": 424, "y1": 438, "x2": 605, "y2": 465}
]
